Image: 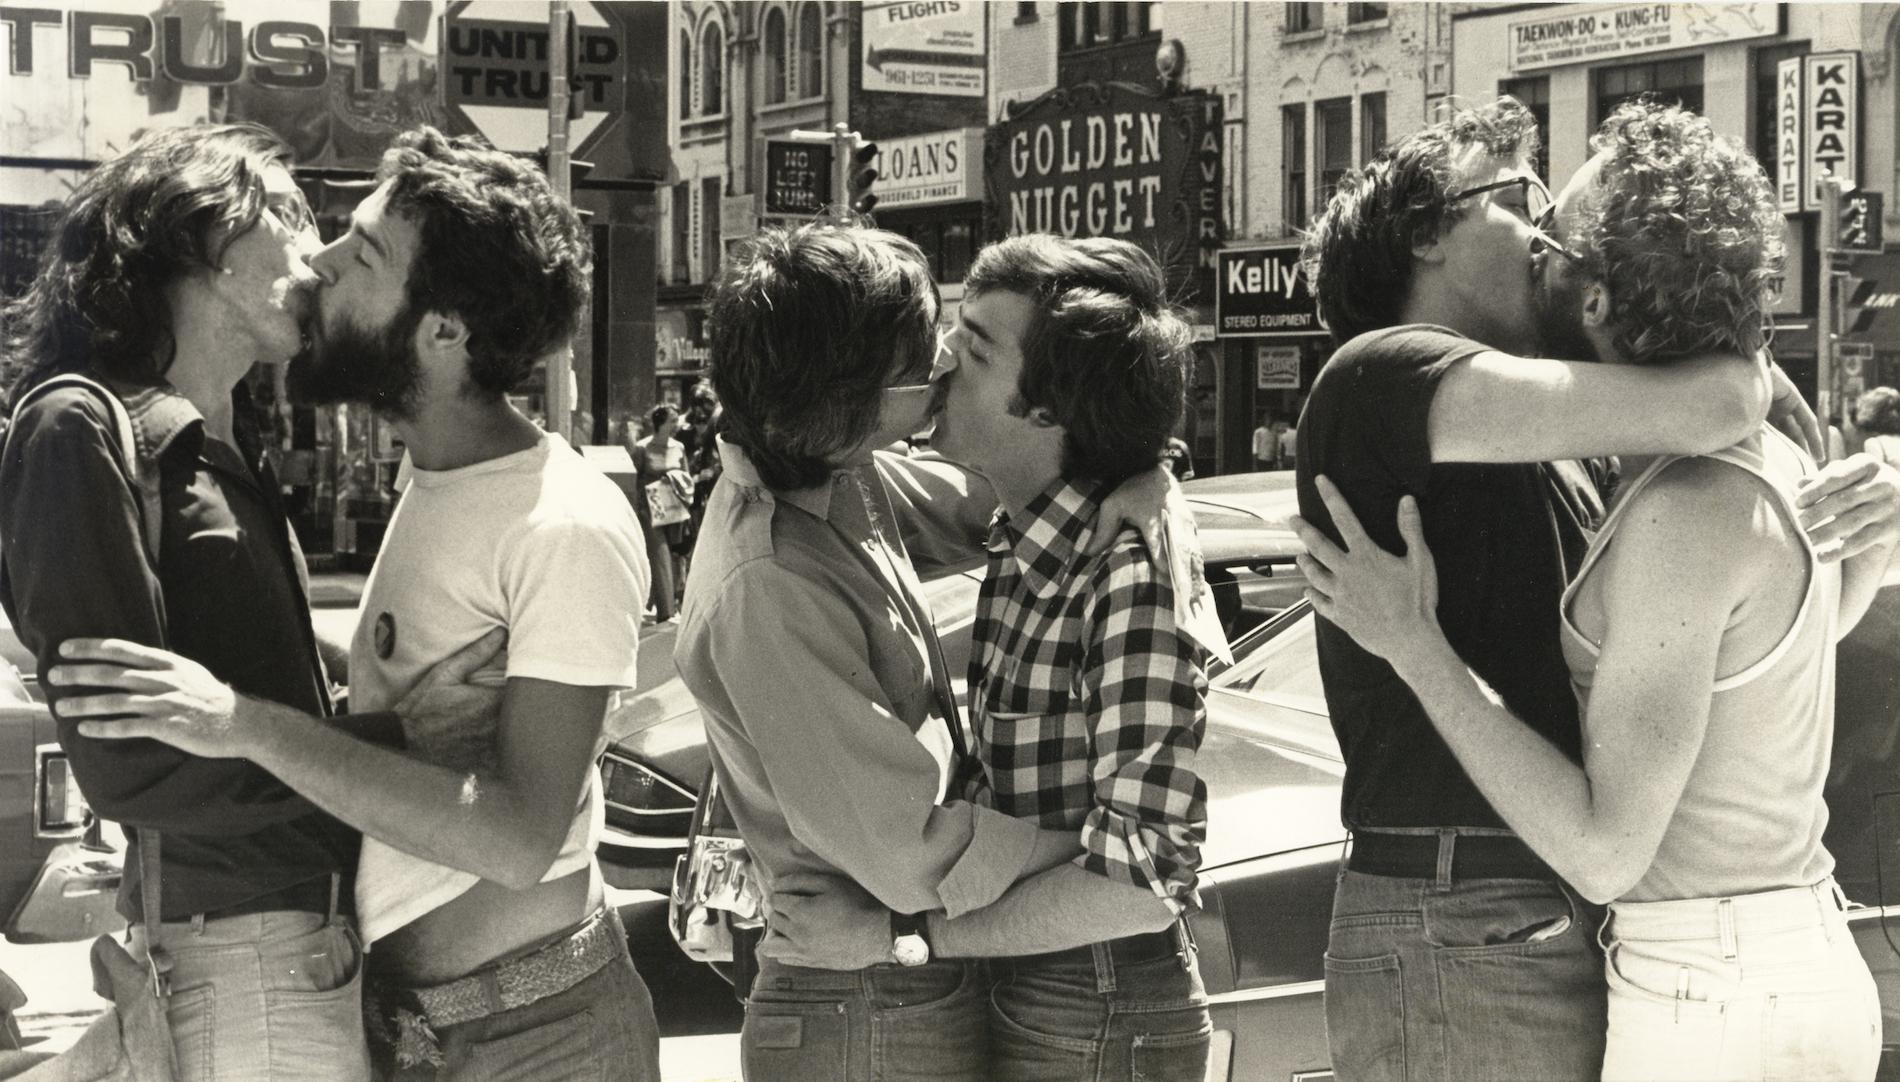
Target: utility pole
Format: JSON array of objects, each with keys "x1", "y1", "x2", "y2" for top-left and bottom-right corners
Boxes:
[
  {"x1": 1817, "y1": 176, "x2": 1846, "y2": 433},
  {"x1": 545, "y1": 0, "x2": 574, "y2": 440}
]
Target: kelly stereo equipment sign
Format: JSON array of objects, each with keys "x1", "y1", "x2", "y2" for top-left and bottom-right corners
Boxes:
[{"x1": 1216, "y1": 246, "x2": 1321, "y2": 338}]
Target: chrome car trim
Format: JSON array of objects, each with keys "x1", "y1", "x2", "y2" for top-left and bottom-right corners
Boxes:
[
  {"x1": 598, "y1": 825, "x2": 690, "y2": 851},
  {"x1": 1846, "y1": 904, "x2": 1900, "y2": 924},
  {"x1": 1205, "y1": 979, "x2": 1326, "y2": 1006}
]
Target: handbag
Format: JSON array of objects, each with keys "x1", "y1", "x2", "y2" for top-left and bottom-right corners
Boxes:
[
  {"x1": 15, "y1": 836, "x2": 175, "y2": 1082},
  {"x1": 645, "y1": 473, "x2": 691, "y2": 528},
  {"x1": 668, "y1": 769, "x2": 764, "y2": 997}
]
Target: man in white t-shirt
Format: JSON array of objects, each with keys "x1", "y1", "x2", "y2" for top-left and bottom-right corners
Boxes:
[
  {"x1": 1251, "y1": 419, "x2": 1274, "y2": 469},
  {"x1": 52, "y1": 129, "x2": 658, "y2": 1079}
]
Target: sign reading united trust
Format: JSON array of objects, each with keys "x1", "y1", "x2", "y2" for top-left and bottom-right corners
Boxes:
[
  {"x1": 1507, "y1": 2, "x2": 1777, "y2": 72},
  {"x1": 1216, "y1": 246, "x2": 1321, "y2": 339}
]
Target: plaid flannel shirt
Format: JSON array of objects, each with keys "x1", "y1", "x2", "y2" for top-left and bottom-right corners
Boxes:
[{"x1": 968, "y1": 477, "x2": 1209, "y2": 912}]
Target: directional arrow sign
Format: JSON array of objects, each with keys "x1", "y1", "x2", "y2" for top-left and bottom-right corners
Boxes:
[{"x1": 442, "y1": 1, "x2": 623, "y2": 157}]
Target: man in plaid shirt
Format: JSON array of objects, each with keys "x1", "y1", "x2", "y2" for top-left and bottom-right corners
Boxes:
[{"x1": 928, "y1": 235, "x2": 1212, "y2": 1080}]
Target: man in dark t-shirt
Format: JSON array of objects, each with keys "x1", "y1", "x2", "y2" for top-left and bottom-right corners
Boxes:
[{"x1": 1294, "y1": 99, "x2": 1801, "y2": 1080}]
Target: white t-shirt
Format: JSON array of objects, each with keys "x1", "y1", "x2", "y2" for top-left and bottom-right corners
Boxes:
[
  {"x1": 1251, "y1": 425, "x2": 1272, "y2": 460},
  {"x1": 1865, "y1": 433, "x2": 1900, "y2": 468},
  {"x1": 351, "y1": 433, "x2": 649, "y2": 943}
]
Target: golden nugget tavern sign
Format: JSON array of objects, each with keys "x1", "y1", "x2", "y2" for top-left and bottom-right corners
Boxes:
[{"x1": 986, "y1": 83, "x2": 1224, "y2": 299}]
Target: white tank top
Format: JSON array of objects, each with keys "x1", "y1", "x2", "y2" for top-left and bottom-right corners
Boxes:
[{"x1": 1558, "y1": 427, "x2": 1839, "y2": 902}]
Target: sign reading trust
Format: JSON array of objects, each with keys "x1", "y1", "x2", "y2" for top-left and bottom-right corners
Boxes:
[
  {"x1": 1216, "y1": 246, "x2": 1320, "y2": 338},
  {"x1": 1507, "y1": 2, "x2": 1777, "y2": 72}
]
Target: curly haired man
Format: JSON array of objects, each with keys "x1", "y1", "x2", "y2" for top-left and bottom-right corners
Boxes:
[
  {"x1": 1287, "y1": 95, "x2": 1840, "y2": 1081},
  {"x1": 49, "y1": 128, "x2": 661, "y2": 1080},
  {"x1": 1299, "y1": 102, "x2": 1899, "y2": 1080}
]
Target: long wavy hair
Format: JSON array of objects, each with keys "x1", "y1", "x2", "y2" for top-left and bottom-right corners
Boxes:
[
  {"x1": 1574, "y1": 100, "x2": 1784, "y2": 365},
  {"x1": 2, "y1": 123, "x2": 291, "y2": 408}
]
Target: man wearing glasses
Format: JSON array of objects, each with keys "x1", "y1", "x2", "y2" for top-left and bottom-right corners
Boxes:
[{"x1": 1292, "y1": 98, "x2": 1817, "y2": 1081}]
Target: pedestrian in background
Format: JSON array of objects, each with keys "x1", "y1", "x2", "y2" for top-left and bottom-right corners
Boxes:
[
  {"x1": 1859, "y1": 386, "x2": 1900, "y2": 468},
  {"x1": 633, "y1": 403, "x2": 690, "y2": 623}
]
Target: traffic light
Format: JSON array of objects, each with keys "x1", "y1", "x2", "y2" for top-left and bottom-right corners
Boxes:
[
  {"x1": 1839, "y1": 190, "x2": 1884, "y2": 254},
  {"x1": 847, "y1": 137, "x2": 880, "y2": 217}
]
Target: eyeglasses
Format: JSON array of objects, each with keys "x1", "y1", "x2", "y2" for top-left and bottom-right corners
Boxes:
[
  {"x1": 1444, "y1": 174, "x2": 1554, "y2": 222},
  {"x1": 264, "y1": 189, "x2": 316, "y2": 235},
  {"x1": 1528, "y1": 204, "x2": 1583, "y2": 265}
]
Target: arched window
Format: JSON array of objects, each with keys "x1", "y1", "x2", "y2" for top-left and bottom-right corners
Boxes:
[
  {"x1": 796, "y1": 4, "x2": 823, "y2": 99},
  {"x1": 678, "y1": 30, "x2": 692, "y2": 117},
  {"x1": 763, "y1": 9, "x2": 788, "y2": 105},
  {"x1": 700, "y1": 21, "x2": 724, "y2": 116}
]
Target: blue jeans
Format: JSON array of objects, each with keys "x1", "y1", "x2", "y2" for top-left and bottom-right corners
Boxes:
[
  {"x1": 742, "y1": 956, "x2": 989, "y2": 1081},
  {"x1": 385, "y1": 946, "x2": 660, "y2": 1082},
  {"x1": 1324, "y1": 867, "x2": 1606, "y2": 1082},
  {"x1": 989, "y1": 934, "x2": 1211, "y2": 1082},
  {"x1": 129, "y1": 909, "x2": 369, "y2": 1082}
]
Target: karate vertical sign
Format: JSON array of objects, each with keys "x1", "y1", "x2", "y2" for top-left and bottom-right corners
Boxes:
[
  {"x1": 1802, "y1": 53, "x2": 1858, "y2": 212},
  {"x1": 1775, "y1": 58, "x2": 1803, "y2": 214}
]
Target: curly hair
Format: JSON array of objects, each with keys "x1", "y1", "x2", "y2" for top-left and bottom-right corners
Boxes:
[
  {"x1": 1572, "y1": 101, "x2": 1784, "y2": 365},
  {"x1": 1300, "y1": 97, "x2": 1541, "y2": 345},
  {"x1": 1856, "y1": 386, "x2": 1900, "y2": 436},
  {"x1": 964, "y1": 235, "x2": 1191, "y2": 486},
  {"x1": 707, "y1": 223, "x2": 939, "y2": 491},
  {"x1": 376, "y1": 127, "x2": 592, "y2": 396},
  {"x1": 2, "y1": 123, "x2": 291, "y2": 407}
]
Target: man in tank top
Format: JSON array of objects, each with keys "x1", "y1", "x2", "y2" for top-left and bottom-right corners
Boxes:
[{"x1": 1296, "y1": 101, "x2": 1900, "y2": 1080}]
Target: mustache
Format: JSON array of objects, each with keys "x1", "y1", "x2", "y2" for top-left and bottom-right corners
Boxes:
[{"x1": 927, "y1": 372, "x2": 953, "y2": 415}]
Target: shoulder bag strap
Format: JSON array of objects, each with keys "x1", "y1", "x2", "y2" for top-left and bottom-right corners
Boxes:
[
  {"x1": 139, "y1": 830, "x2": 170, "y2": 999},
  {"x1": 6, "y1": 374, "x2": 161, "y2": 569}
]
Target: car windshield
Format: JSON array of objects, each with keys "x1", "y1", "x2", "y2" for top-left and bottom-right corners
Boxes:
[{"x1": 1215, "y1": 605, "x2": 1326, "y2": 714}]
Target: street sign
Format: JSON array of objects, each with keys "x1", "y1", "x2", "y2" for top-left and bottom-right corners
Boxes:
[
  {"x1": 763, "y1": 140, "x2": 834, "y2": 217},
  {"x1": 1802, "y1": 52, "x2": 1858, "y2": 211},
  {"x1": 442, "y1": 1, "x2": 624, "y2": 157},
  {"x1": 1841, "y1": 190, "x2": 1885, "y2": 253}
]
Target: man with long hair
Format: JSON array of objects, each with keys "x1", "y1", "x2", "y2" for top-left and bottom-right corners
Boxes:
[
  {"x1": 50, "y1": 128, "x2": 659, "y2": 1080},
  {"x1": 0, "y1": 124, "x2": 380, "y2": 1080}
]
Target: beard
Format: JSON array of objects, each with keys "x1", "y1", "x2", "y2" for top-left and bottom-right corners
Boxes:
[
  {"x1": 287, "y1": 300, "x2": 425, "y2": 419},
  {"x1": 1533, "y1": 266, "x2": 1597, "y2": 362}
]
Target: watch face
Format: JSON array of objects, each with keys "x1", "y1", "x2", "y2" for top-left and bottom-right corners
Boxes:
[{"x1": 892, "y1": 933, "x2": 930, "y2": 967}]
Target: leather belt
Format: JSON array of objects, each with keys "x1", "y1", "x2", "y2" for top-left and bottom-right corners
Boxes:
[
  {"x1": 1009, "y1": 926, "x2": 1184, "y2": 969},
  {"x1": 410, "y1": 907, "x2": 622, "y2": 1030},
  {"x1": 1348, "y1": 831, "x2": 1553, "y2": 882}
]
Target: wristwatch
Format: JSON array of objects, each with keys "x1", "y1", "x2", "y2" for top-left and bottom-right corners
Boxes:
[{"x1": 890, "y1": 911, "x2": 931, "y2": 967}]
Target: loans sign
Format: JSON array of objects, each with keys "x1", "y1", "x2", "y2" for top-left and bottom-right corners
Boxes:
[{"x1": 1506, "y1": 2, "x2": 1776, "y2": 73}]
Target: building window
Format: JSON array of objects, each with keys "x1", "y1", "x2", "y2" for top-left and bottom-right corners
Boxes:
[
  {"x1": 1752, "y1": 42, "x2": 1808, "y2": 183},
  {"x1": 888, "y1": 216, "x2": 981, "y2": 283},
  {"x1": 1057, "y1": 2, "x2": 1155, "y2": 52},
  {"x1": 795, "y1": 3, "x2": 823, "y2": 99},
  {"x1": 1595, "y1": 55, "x2": 1703, "y2": 129},
  {"x1": 1283, "y1": 103, "x2": 1307, "y2": 229},
  {"x1": 678, "y1": 30, "x2": 692, "y2": 118},
  {"x1": 670, "y1": 183, "x2": 690, "y2": 282},
  {"x1": 1016, "y1": 1, "x2": 1039, "y2": 23},
  {"x1": 1359, "y1": 91, "x2": 1387, "y2": 162},
  {"x1": 1285, "y1": 2, "x2": 1319, "y2": 34},
  {"x1": 1346, "y1": 2, "x2": 1388, "y2": 24},
  {"x1": 763, "y1": 9, "x2": 787, "y2": 105},
  {"x1": 701, "y1": 177, "x2": 723, "y2": 281},
  {"x1": 1317, "y1": 97, "x2": 1351, "y2": 206},
  {"x1": 1499, "y1": 75, "x2": 1550, "y2": 181},
  {"x1": 700, "y1": 21, "x2": 725, "y2": 115}
]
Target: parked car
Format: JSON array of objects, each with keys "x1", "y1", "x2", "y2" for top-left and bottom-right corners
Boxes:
[
  {"x1": 592, "y1": 472, "x2": 1900, "y2": 1081},
  {"x1": 0, "y1": 600, "x2": 124, "y2": 1051}
]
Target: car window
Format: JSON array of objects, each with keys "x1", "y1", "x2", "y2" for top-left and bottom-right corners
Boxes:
[{"x1": 1215, "y1": 607, "x2": 1326, "y2": 713}]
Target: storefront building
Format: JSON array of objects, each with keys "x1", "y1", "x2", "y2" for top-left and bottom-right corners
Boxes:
[
  {"x1": 0, "y1": 0, "x2": 667, "y2": 560},
  {"x1": 1452, "y1": 2, "x2": 1900, "y2": 417}
]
